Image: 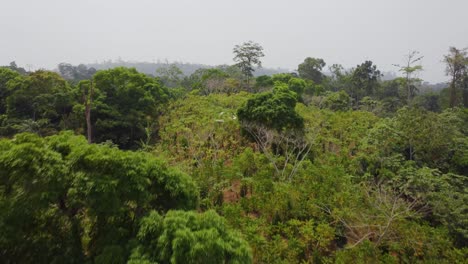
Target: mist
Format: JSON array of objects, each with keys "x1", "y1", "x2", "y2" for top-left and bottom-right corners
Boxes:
[{"x1": 1, "y1": 0, "x2": 467, "y2": 83}]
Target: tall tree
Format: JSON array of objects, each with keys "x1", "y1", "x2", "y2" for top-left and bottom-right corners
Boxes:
[
  {"x1": 77, "y1": 80, "x2": 94, "y2": 143},
  {"x1": 233, "y1": 41, "x2": 265, "y2": 89},
  {"x1": 349, "y1": 61, "x2": 382, "y2": 105},
  {"x1": 393, "y1": 51, "x2": 424, "y2": 104},
  {"x1": 297, "y1": 57, "x2": 326, "y2": 83},
  {"x1": 443, "y1": 47, "x2": 468, "y2": 107},
  {"x1": 91, "y1": 67, "x2": 169, "y2": 149}
]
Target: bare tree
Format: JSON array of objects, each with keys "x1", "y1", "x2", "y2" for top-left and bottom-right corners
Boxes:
[
  {"x1": 241, "y1": 122, "x2": 316, "y2": 181},
  {"x1": 203, "y1": 78, "x2": 225, "y2": 95},
  {"x1": 317, "y1": 184, "x2": 426, "y2": 248}
]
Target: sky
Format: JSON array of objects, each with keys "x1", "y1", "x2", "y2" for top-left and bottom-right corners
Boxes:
[{"x1": 1, "y1": 0, "x2": 467, "y2": 83}]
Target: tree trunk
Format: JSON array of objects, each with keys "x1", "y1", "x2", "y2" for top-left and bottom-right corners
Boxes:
[
  {"x1": 449, "y1": 77, "x2": 457, "y2": 108},
  {"x1": 85, "y1": 103, "x2": 92, "y2": 144},
  {"x1": 463, "y1": 86, "x2": 468, "y2": 107},
  {"x1": 83, "y1": 81, "x2": 94, "y2": 144}
]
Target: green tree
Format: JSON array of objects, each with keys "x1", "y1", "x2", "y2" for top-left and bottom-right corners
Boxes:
[
  {"x1": 129, "y1": 210, "x2": 252, "y2": 264},
  {"x1": 91, "y1": 67, "x2": 169, "y2": 148},
  {"x1": 233, "y1": 41, "x2": 265, "y2": 88},
  {"x1": 186, "y1": 68, "x2": 240, "y2": 95},
  {"x1": 321, "y1": 90, "x2": 351, "y2": 111},
  {"x1": 271, "y1": 73, "x2": 293, "y2": 84},
  {"x1": 237, "y1": 82, "x2": 303, "y2": 131},
  {"x1": 325, "y1": 63, "x2": 351, "y2": 92},
  {"x1": 3, "y1": 61, "x2": 27, "y2": 75},
  {"x1": 0, "y1": 67, "x2": 20, "y2": 115},
  {"x1": 297, "y1": 57, "x2": 326, "y2": 83},
  {"x1": 5, "y1": 70, "x2": 74, "y2": 135},
  {"x1": 76, "y1": 80, "x2": 95, "y2": 143},
  {"x1": 392, "y1": 166, "x2": 468, "y2": 245},
  {"x1": 443, "y1": 47, "x2": 468, "y2": 107},
  {"x1": 287, "y1": 77, "x2": 306, "y2": 96},
  {"x1": 255, "y1": 75, "x2": 274, "y2": 90},
  {"x1": 200, "y1": 68, "x2": 229, "y2": 94},
  {"x1": 393, "y1": 50, "x2": 424, "y2": 104},
  {"x1": 349, "y1": 61, "x2": 382, "y2": 104},
  {"x1": 0, "y1": 132, "x2": 198, "y2": 263},
  {"x1": 413, "y1": 92, "x2": 440, "y2": 112}
]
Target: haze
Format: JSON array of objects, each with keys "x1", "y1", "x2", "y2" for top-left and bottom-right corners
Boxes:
[{"x1": 1, "y1": 0, "x2": 467, "y2": 83}]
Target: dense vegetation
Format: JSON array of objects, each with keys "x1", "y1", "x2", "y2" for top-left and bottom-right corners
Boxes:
[{"x1": 0, "y1": 45, "x2": 467, "y2": 263}]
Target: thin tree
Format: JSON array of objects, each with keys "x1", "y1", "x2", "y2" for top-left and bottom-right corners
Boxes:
[
  {"x1": 79, "y1": 80, "x2": 94, "y2": 143},
  {"x1": 233, "y1": 41, "x2": 265, "y2": 89},
  {"x1": 393, "y1": 51, "x2": 423, "y2": 104},
  {"x1": 444, "y1": 47, "x2": 468, "y2": 107}
]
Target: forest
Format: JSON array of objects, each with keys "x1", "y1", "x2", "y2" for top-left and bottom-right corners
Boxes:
[{"x1": 0, "y1": 43, "x2": 467, "y2": 263}]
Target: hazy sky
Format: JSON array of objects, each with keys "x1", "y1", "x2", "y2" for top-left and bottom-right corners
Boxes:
[{"x1": 1, "y1": 0, "x2": 467, "y2": 83}]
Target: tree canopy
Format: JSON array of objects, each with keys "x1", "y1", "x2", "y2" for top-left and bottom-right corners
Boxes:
[
  {"x1": 90, "y1": 67, "x2": 170, "y2": 148},
  {"x1": 297, "y1": 57, "x2": 326, "y2": 84},
  {"x1": 0, "y1": 132, "x2": 199, "y2": 263},
  {"x1": 233, "y1": 41, "x2": 265, "y2": 87},
  {"x1": 237, "y1": 83, "x2": 303, "y2": 131},
  {"x1": 1, "y1": 45, "x2": 467, "y2": 263}
]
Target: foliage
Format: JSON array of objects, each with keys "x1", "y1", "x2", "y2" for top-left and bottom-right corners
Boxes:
[
  {"x1": 58, "y1": 63, "x2": 97, "y2": 83},
  {"x1": 254, "y1": 75, "x2": 274, "y2": 90},
  {"x1": 237, "y1": 83, "x2": 304, "y2": 131},
  {"x1": 155, "y1": 63, "x2": 184, "y2": 88},
  {"x1": 233, "y1": 41, "x2": 265, "y2": 86},
  {"x1": 157, "y1": 93, "x2": 250, "y2": 203},
  {"x1": 91, "y1": 67, "x2": 169, "y2": 148},
  {"x1": 287, "y1": 77, "x2": 306, "y2": 96},
  {"x1": 0, "y1": 68, "x2": 20, "y2": 115},
  {"x1": 321, "y1": 90, "x2": 351, "y2": 111},
  {"x1": 1, "y1": 45, "x2": 468, "y2": 264},
  {"x1": 3, "y1": 70, "x2": 75, "y2": 136},
  {"x1": 130, "y1": 210, "x2": 252, "y2": 263},
  {"x1": 0, "y1": 132, "x2": 198, "y2": 263},
  {"x1": 444, "y1": 47, "x2": 468, "y2": 107},
  {"x1": 393, "y1": 50, "x2": 424, "y2": 104},
  {"x1": 297, "y1": 57, "x2": 326, "y2": 84},
  {"x1": 348, "y1": 61, "x2": 382, "y2": 104}
]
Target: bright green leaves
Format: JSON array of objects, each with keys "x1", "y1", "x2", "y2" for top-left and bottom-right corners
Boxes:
[
  {"x1": 237, "y1": 83, "x2": 303, "y2": 131},
  {"x1": 0, "y1": 132, "x2": 199, "y2": 262},
  {"x1": 0, "y1": 133, "x2": 78, "y2": 263},
  {"x1": 130, "y1": 210, "x2": 252, "y2": 264}
]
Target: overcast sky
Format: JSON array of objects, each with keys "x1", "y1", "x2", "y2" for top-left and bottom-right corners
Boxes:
[{"x1": 1, "y1": 0, "x2": 467, "y2": 83}]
